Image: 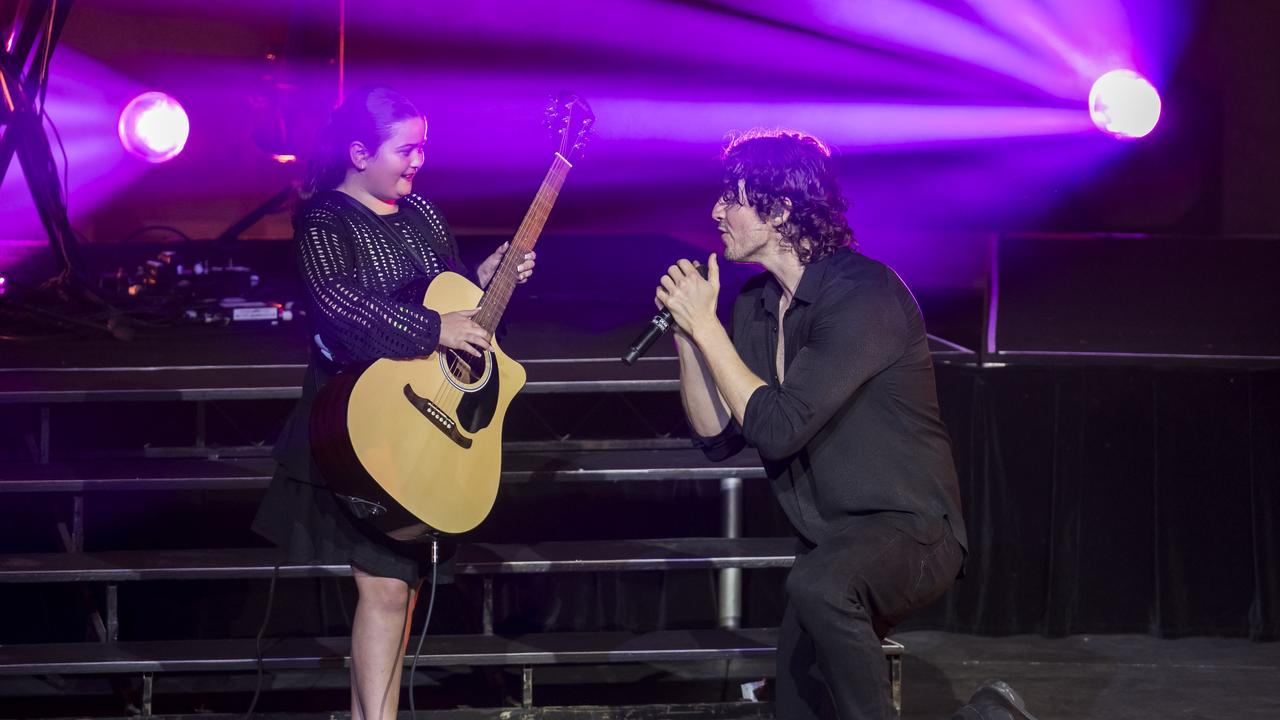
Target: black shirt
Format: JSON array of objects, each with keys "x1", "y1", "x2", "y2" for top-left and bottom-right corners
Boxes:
[
  {"x1": 296, "y1": 191, "x2": 466, "y2": 365},
  {"x1": 695, "y1": 248, "x2": 968, "y2": 553}
]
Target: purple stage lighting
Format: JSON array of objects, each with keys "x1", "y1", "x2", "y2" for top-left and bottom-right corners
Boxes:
[
  {"x1": 117, "y1": 92, "x2": 190, "y2": 163},
  {"x1": 1089, "y1": 70, "x2": 1161, "y2": 140}
]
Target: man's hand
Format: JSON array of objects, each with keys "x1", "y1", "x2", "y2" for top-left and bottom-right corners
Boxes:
[
  {"x1": 477, "y1": 241, "x2": 537, "y2": 289},
  {"x1": 655, "y1": 254, "x2": 720, "y2": 343},
  {"x1": 658, "y1": 252, "x2": 764, "y2": 427}
]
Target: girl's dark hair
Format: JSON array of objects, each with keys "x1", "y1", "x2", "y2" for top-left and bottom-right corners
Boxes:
[
  {"x1": 299, "y1": 86, "x2": 420, "y2": 200},
  {"x1": 720, "y1": 130, "x2": 855, "y2": 263}
]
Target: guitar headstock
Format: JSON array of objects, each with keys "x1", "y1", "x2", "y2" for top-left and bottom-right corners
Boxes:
[{"x1": 544, "y1": 93, "x2": 595, "y2": 164}]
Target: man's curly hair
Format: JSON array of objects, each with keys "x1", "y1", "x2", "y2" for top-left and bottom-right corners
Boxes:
[{"x1": 720, "y1": 130, "x2": 855, "y2": 264}]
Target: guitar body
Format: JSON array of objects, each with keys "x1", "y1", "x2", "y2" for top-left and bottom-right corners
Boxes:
[{"x1": 312, "y1": 272, "x2": 526, "y2": 537}]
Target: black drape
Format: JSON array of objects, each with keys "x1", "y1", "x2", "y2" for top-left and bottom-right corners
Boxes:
[{"x1": 912, "y1": 365, "x2": 1280, "y2": 640}]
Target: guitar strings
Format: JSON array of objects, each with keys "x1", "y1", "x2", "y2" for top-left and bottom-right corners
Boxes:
[{"x1": 430, "y1": 156, "x2": 570, "y2": 412}]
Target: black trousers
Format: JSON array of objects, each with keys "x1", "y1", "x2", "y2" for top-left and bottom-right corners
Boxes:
[{"x1": 776, "y1": 516, "x2": 964, "y2": 720}]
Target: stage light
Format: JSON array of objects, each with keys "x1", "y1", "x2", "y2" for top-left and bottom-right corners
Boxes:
[
  {"x1": 118, "y1": 92, "x2": 189, "y2": 163},
  {"x1": 1089, "y1": 70, "x2": 1161, "y2": 140}
]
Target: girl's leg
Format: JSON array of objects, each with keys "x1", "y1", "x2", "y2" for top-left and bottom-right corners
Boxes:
[{"x1": 350, "y1": 567, "x2": 413, "y2": 720}]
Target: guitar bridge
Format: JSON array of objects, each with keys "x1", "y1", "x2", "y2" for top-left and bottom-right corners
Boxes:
[{"x1": 403, "y1": 384, "x2": 474, "y2": 449}]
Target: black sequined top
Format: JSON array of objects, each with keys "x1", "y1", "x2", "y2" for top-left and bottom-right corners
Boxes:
[{"x1": 295, "y1": 191, "x2": 467, "y2": 365}]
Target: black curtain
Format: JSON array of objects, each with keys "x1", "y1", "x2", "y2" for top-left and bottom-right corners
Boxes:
[{"x1": 912, "y1": 365, "x2": 1280, "y2": 640}]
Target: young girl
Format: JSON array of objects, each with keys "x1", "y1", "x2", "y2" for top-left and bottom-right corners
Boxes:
[{"x1": 253, "y1": 86, "x2": 534, "y2": 720}]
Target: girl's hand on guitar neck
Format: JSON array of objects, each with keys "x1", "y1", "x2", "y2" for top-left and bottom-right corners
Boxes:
[
  {"x1": 438, "y1": 308, "x2": 491, "y2": 358},
  {"x1": 477, "y1": 241, "x2": 537, "y2": 289}
]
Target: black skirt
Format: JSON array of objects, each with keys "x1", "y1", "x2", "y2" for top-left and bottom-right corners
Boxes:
[{"x1": 251, "y1": 361, "x2": 455, "y2": 585}]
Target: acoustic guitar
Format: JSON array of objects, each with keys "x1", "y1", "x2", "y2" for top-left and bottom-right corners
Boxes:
[{"x1": 311, "y1": 95, "x2": 595, "y2": 539}]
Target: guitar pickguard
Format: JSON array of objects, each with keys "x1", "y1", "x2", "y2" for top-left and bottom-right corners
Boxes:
[{"x1": 455, "y1": 352, "x2": 500, "y2": 433}]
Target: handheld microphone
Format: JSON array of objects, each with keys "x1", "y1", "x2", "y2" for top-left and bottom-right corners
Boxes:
[{"x1": 621, "y1": 264, "x2": 709, "y2": 366}]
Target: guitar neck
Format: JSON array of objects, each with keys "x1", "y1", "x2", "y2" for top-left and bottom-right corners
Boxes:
[{"x1": 475, "y1": 153, "x2": 573, "y2": 335}]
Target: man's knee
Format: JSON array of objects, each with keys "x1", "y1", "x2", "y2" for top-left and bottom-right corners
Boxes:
[{"x1": 785, "y1": 560, "x2": 866, "y2": 627}]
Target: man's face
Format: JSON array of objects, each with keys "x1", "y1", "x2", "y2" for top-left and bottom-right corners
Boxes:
[{"x1": 712, "y1": 179, "x2": 777, "y2": 263}]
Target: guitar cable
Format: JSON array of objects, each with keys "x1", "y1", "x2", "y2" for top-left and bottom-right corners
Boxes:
[
  {"x1": 408, "y1": 537, "x2": 440, "y2": 720},
  {"x1": 242, "y1": 539, "x2": 438, "y2": 719},
  {"x1": 245, "y1": 563, "x2": 280, "y2": 718}
]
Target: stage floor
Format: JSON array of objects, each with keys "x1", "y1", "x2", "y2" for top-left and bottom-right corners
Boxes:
[
  {"x1": 896, "y1": 630, "x2": 1280, "y2": 720},
  {"x1": 4, "y1": 632, "x2": 1276, "y2": 718}
]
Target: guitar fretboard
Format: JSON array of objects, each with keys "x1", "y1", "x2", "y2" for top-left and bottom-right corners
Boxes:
[{"x1": 475, "y1": 153, "x2": 573, "y2": 335}]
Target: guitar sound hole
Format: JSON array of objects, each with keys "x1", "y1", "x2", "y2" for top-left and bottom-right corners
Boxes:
[{"x1": 444, "y1": 349, "x2": 488, "y2": 385}]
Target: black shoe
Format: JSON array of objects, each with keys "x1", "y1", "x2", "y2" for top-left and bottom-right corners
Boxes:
[{"x1": 948, "y1": 680, "x2": 1038, "y2": 720}]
